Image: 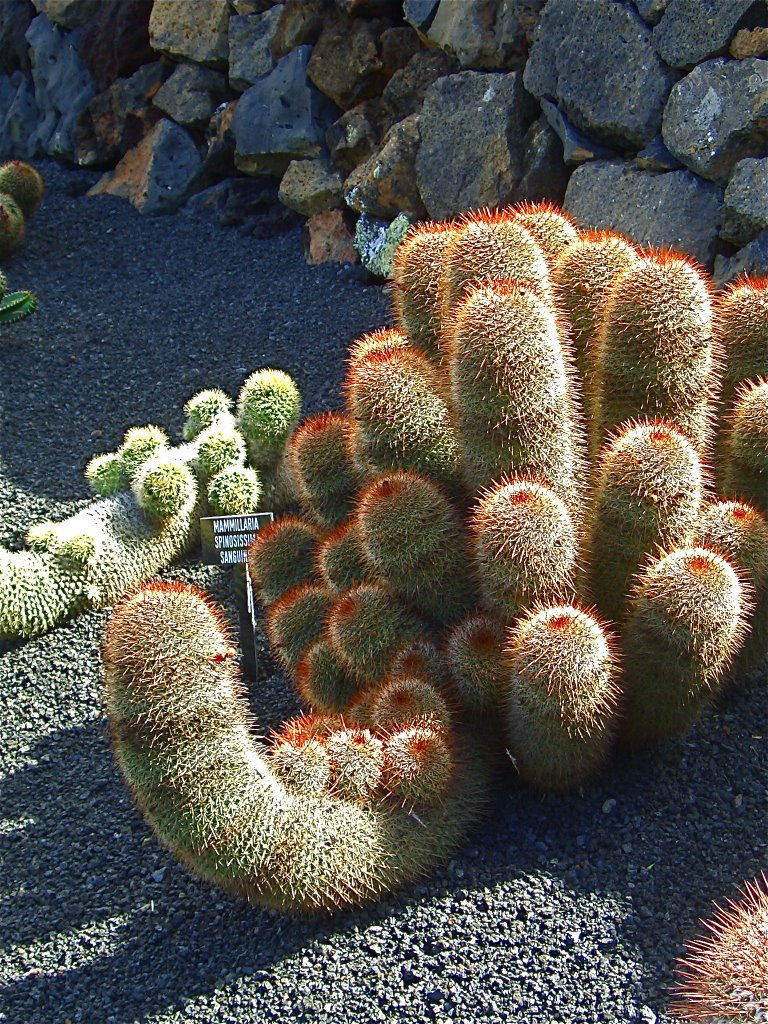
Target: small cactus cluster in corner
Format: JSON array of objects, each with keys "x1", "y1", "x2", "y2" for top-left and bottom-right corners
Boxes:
[
  {"x1": 105, "y1": 203, "x2": 768, "y2": 914},
  {"x1": 671, "y1": 873, "x2": 768, "y2": 1021},
  {"x1": 0, "y1": 368, "x2": 300, "y2": 638},
  {"x1": 0, "y1": 160, "x2": 44, "y2": 257},
  {"x1": 0, "y1": 268, "x2": 36, "y2": 326}
]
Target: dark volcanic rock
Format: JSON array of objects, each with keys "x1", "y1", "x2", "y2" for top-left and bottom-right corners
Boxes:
[
  {"x1": 307, "y1": 13, "x2": 393, "y2": 110},
  {"x1": 720, "y1": 156, "x2": 768, "y2": 246},
  {"x1": 516, "y1": 114, "x2": 570, "y2": 204},
  {"x1": 565, "y1": 160, "x2": 723, "y2": 265},
  {"x1": 233, "y1": 46, "x2": 339, "y2": 177},
  {"x1": 73, "y1": 61, "x2": 169, "y2": 167},
  {"x1": 524, "y1": 0, "x2": 679, "y2": 149},
  {"x1": 662, "y1": 57, "x2": 768, "y2": 183},
  {"x1": 79, "y1": 0, "x2": 154, "y2": 92},
  {"x1": 0, "y1": 0, "x2": 34, "y2": 74},
  {"x1": 416, "y1": 69, "x2": 537, "y2": 220},
  {"x1": 344, "y1": 113, "x2": 426, "y2": 220},
  {"x1": 153, "y1": 62, "x2": 229, "y2": 130},
  {"x1": 653, "y1": 0, "x2": 756, "y2": 68}
]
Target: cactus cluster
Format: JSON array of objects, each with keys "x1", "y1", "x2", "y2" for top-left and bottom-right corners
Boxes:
[
  {"x1": 106, "y1": 202, "x2": 768, "y2": 914},
  {"x1": 0, "y1": 368, "x2": 300, "y2": 638},
  {"x1": 0, "y1": 160, "x2": 44, "y2": 257}
]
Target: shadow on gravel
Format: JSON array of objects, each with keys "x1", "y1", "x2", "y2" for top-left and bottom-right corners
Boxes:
[{"x1": 0, "y1": 665, "x2": 766, "y2": 1023}]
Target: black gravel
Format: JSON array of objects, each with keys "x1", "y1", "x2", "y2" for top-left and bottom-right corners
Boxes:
[{"x1": 1, "y1": 162, "x2": 766, "y2": 1024}]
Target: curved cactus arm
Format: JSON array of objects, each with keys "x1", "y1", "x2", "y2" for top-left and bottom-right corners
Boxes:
[
  {"x1": 0, "y1": 289, "x2": 37, "y2": 325},
  {"x1": 104, "y1": 581, "x2": 489, "y2": 914}
]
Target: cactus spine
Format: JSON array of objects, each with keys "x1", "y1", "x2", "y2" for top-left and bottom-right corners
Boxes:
[{"x1": 0, "y1": 160, "x2": 44, "y2": 217}]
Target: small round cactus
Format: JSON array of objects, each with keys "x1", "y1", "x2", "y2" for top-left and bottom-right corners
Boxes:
[
  {"x1": 621, "y1": 547, "x2": 749, "y2": 745},
  {"x1": 511, "y1": 201, "x2": 579, "y2": 263},
  {"x1": 327, "y1": 582, "x2": 423, "y2": 684},
  {"x1": 0, "y1": 161, "x2": 44, "y2": 218},
  {"x1": 296, "y1": 636, "x2": 361, "y2": 712},
  {"x1": 207, "y1": 465, "x2": 262, "y2": 516},
  {"x1": 392, "y1": 222, "x2": 459, "y2": 358},
  {"x1": 672, "y1": 873, "x2": 768, "y2": 1022},
  {"x1": 383, "y1": 723, "x2": 454, "y2": 808},
  {"x1": 345, "y1": 344, "x2": 462, "y2": 488},
  {"x1": 118, "y1": 425, "x2": 169, "y2": 481},
  {"x1": 183, "y1": 388, "x2": 233, "y2": 441},
  {"x1": 721, "y1": 378, "x2": 768, "y2": 516},
  {"x1": 369, "y1": 676, "x2": 451, "y2": 731},
  {"x1": 196, "y1": 425, "x2": 247, "y2": 479},
  {"x1": 266, "y1": 582, "x2": 334, "y2": 672},
  {"x1": 85, "y1": 452, "x2": 127, "y2": 496},
  {"x1": 445, "y1": 614, "x2": 507, "y2": 714},
  {"x1": 355, "y1": 471, "x2": 473, "y2": 624},
  {"x1": 289, "y1": 411, "x2": 360, "y2": 527},
  {"x1": 133, "y1": 456, "x2": 197, "y2": 520},
  {"x1": 589, "y1": 420, "x2": 704, "y2": 622},
  {"x1": 316, "y1": 520, "x2": 369, "y2": 594},
  {"x1": 347, "y1": 327, "x2": 410, "y2": 366},
  {"x1": 440, "y1": 208, "x2": 552, "y2": 322},
  {"x1": 236, "y1": 368, "x2": 301, "y2": 469}
]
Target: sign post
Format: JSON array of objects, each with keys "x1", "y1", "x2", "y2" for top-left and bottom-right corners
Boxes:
[{"x1": 200, "y1": 511, "x2": 274, "y2": 678}]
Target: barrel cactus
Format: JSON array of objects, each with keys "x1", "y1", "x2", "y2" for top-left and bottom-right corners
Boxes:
[
  {"x1": 0, "y1": 369, "x2": 300, "y2": 638},
  {"x1": 0, "y1": 269, "x2": 36, "y2": 326},
  {"x1": 105, "y1": 203, "x2": 768, "y2": 914}
]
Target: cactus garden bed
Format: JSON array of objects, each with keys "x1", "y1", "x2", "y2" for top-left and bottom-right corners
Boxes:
[{"x1": 0, "y1": 162, "x2": 766, "y2": 1024}]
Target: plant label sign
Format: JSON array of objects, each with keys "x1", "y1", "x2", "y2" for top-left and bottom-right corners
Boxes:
[{"x1": 199, "y1": 511, "x2": 274, "y2": 677}]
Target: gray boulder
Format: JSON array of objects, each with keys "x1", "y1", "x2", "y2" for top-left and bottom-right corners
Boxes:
[
  {"x1": 153, "y1": 63, "x2": 228, "y2": 129},
  {"x1": 662, "y1": 57, "x2": 768, "y2": 182},
  {"x1": 25, "y1": 13, "x2": 95, "y2": 159},
  {"x1": 415, "y1": 70, "x2": 537, "y2": 220},
  {"x1": 653, "y1": 0, "x2": 755, "y2": 69},
  {"x1": 720, "y1": 157, "x2": 768, "y2": 247},
  {"x1": 0, "y1": 0, "x2": 34, "y2": 74},
  {"x1": 403, "y1": 0, "x2": 439, "y2": 32},
  {"x1": 524, "y1": 0, "x2": 678, "y2": 149},
  {"x1": 714, "y1": 229, "x2": 768, "y2": 288},
  {"x1": 0, "y1": 71, "x2": 42, "y2": 158},
  {"x1": 565, "y1": 160, "x2": 723, "y2": 266},
  {"x1": 233, "y1": 46, "x2": 338, "y2": 177},
  {"x1": 228, "y1": 8, "x2": 281, "y2": 92}
]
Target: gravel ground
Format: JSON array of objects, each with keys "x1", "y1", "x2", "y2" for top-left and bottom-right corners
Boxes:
[{"x1": 0, "y1": 161, "x2": 766, "y2": 1024}]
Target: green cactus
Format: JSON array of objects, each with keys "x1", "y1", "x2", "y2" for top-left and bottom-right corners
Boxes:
[
  {"x1": 392, "y1": 222, "x2": 458, "y2": 359},
  {"x1": 0, "y1": 370, "x2": 300, "y2": 638},
  {"x1": 0, "y1": 160, "x2": 44, "y2": 218},
  {"x1": 470, "y1": 478, "x2": 578, "y2": 622},
  {"x1": 355, "y1": 471, "x2": 474, "y2": 625},
  {"x1": 588, "y1": 420, "x2": 704, "y2": 623},
  {"x1": 246, "y1": 515, "x2": 320, "y2": 604},
  {"x1": 316, "y1": 520, "x2": 369, "y2": 595},
  {"x1": 288, "y1": 411, "x2": 360, "y2": 527},
  {"x1": 621, "y1": 548, "x2": 749, "y2": 745},
  {"x1": 721, "y1": 378, "x2": 768, "y2": 516},
  {"x1": 0, "y1": 273, "x2": 37, "y2": 325}
]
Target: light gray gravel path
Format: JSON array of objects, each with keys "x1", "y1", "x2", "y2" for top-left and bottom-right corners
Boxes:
[{"x1": 0, "y1": 162, "x2": 766, "y2": 1024}]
